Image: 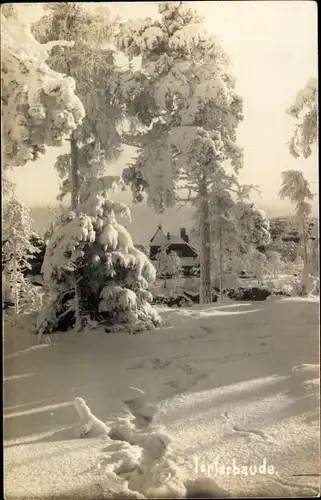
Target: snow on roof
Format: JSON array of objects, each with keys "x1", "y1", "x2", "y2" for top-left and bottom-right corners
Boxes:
[
  {"x1": 149, "y1": 226, "x2": 168, "y2": 246},
  {"x1": 150, "y1": 226, "x2": 199, "y2": 255}
]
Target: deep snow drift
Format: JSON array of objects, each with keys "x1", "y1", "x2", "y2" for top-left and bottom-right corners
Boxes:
[{"x1": 4, "y1": 296, "x2": 320, "y2": 498}]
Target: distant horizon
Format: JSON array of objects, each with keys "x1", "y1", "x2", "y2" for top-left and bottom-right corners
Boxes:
[{"x1": 29, "y1": 202, "x2": 318, "y2": 246}]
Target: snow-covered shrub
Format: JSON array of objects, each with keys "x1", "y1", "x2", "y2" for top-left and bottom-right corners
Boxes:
[
  {"x1": 224, "y1": 286, "x2": 291, "y2": 301},
  {"x1": 1, "y1": 13, "x2": 85, "y2": 168},
  {"x1": 2, "y1": 195, "x2": 43, "y2": 314},
  {"x1": 152, "y1": 294, "x2": 193, "y2": 308},
  {"x1": 37, "y1": 177, "x2": 161, "y2": 335},
  {"x1": 265, "y1": 279, "x2": 281, "y2": 291},
  {"x1": 281, "y1": 283, "x2": 295, "y2": 296}
]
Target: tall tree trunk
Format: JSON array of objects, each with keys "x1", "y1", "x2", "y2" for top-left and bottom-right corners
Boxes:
[
  {"x1": 70, "y1": 132, "x2": 82, "y2": 329},
  {"x1": 70, "y1": 132, "x2": 80, "y2": 210},
  {"x1": 219, "y1": 226, "x2": 223, "y2": 301},
  {"x1": 74, "y1": 275, "x2": 83, "y2": 331},
  {"x1": 301, "y1": 215, "x2": 308, "y2": 266},
  {"x1": 13, "y1": 253, "x2": 19, "y2": 315},
  {"x1": 199, "y1": 174, "x2": 212, "y2": 304}
]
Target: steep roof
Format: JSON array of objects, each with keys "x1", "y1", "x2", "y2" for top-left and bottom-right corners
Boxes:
[
  {"x1": 150, "y1": 225, "x2": 199, "y2": 255},
  {"x1": 150, "y1": 225, "x2": 168, "y2": 246}
]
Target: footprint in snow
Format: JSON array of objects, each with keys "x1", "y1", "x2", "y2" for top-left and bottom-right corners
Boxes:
[
  {"x1": 200, "y1": 325, "x2": 215, "y2": 334},
  {"x1": 232, "y1": 424, "x2": 273, "y2": 442}
]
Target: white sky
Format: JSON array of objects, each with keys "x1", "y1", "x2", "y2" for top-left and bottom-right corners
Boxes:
[{"x1": 8, "y1": 1, "x2": 318, "y2": 216}]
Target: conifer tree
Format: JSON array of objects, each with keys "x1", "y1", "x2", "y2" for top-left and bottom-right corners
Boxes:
[
  {"x1": 279, "y1": 170, "x2": 314, "y2": 266},
  {"x1": 2, "y1": 196, "x2": 42, "y2": 314},
  {"x1": 116, "y1": 2, "x2": 244, "y2": 303},
  {"x1": 32, "y1": 3, "x2": 143, "y2": 207},
  {"x1": 38, "y1": 177, "x2": 160, "y2": 338},
  {"x1": 287, "y1": 78, "x2": 317, "y2": 159}
]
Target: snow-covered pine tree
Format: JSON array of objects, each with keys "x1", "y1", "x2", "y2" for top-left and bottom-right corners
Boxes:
[
  {"x1": 247, "y1": 248, "x2": 269, "y2": 286},
  {"x1": 233, "y1": 201, "x2": 271, "y2": 250},
  {"x1": 279, "y1": 170, "x2": 314, "y2": 266},
  {"x1": 1, "y1": 12, "x2": 85, "y2": 169},
  {"x1": 154, "y1": 247, "x2": 183, "y2": 289},
  {"x1": 37, "y1": 176, "x2": 160, "y2": 338},
  {"x1": 115, "y1": 2, "x2": 244, "y2": 304},
  {"x1": 32, "y1": 3, "x2": 144, "y2": 208},
  {"x1": 192, "y1": 185, "x2": 270, "y2": 292},
  {"x1": 287, "y1": 77, "x2": 317, "y2": 159},
  {"x1": 167, "y1": 250, "x2": 184, "y2": 292},
  {"x1": 154, "y1": 247, "x2": 170, "y2": 288},
  {"x1": 233, "y1": 202, "x2": 271, "y2": 283},
  {"x1": 2, "y1": 195, "x2": 43, "y2": 314}
]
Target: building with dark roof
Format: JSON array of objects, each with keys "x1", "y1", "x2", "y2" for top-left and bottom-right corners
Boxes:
[{"x1": 149, "y1": 224, "x2": 199, "y2": 276}]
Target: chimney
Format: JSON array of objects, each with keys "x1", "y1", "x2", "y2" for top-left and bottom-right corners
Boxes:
[
  {"x1": 167, "y1": 232, "x2": 170, "y2": 240},
  {"x1": 180, "y1": 228, "x2": 189, "y2": 243},
  {"x1": 158, "y1": 223, "x2": 162, "y2": 230}
]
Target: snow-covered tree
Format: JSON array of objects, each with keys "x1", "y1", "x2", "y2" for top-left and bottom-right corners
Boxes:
[
  {"x1": 2, "y1": 196, "x2": 42, "y2": 313},
  {"x1": 116, "y1": 2, "x2": 244, "y2": 304},
  {"x1": 287, "y1": 77, "x2": 317, "y2": 159},
  {"x1": 154, "y1": 247, "x2": 183, "y2": 288},
  {"x1": 279, "y1": 170, "x2": 315, "y2": 266},
  {"x1": 154, "y1": 248, "x2": 170, "y2": 288},
  {"x1": 193, "y1": 192, "x2": 270, "y2": 289},
  {"x1": 205, "y1": 183, "x2": 235, "y2": 298},
  {"x1": 168, "y1": 250, "x2": 184, "y2": 291},
  {"x1": 32, "y1": 3, "x2": 143, "y2": 208},
  {"x1": 233, "y1": 201, "x2": 271, "y2": 257},
  {"x1": 1, "y1": 12, "x2": 85, "y2": 169},
  {"x1": 266, "y1": 250, "x2": 283, "y2": 278},
  {"x1": 37, "y1": 176, "x2": 160, "y2": 338},
  {"x1": 248, "y1": 249, "x2": 269, "y2": 286}
]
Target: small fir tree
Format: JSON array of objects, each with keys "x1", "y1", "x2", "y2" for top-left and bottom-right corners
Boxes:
[
  {"x1": 2, "y1": 196, "x2": 43, "y2": 313},
  {"x1": 37, "y1": 176, "x2": 160, "y2": 338},
  {"x1": 155, "y1": 248, "x2": 183, "y2": 290}
]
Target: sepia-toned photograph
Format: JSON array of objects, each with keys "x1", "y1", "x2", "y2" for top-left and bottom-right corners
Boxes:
[{"x1": 2, "y1": 1, "x2": 319, "y2": 498}]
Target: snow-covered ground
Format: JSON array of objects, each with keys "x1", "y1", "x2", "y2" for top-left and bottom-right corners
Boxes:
[{"x1": 4, "y1": 296, "x2": 320, "y2": 498}]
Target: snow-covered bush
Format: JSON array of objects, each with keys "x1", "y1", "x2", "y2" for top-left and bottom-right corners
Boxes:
[
  {"x1": 2, "y1": 196, "x2": 43, "y2": 313},
  {"x1": 225, "y1": 286, "x2": 289, "y2": 302},
  {"x1": 37, "y1": 177, "x2": 161, "y2": 336},
  {"x1": 1, "y1": 13, "x2": 85, "y2": 169}
]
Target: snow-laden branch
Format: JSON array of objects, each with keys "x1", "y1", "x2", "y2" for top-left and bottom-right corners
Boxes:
[
  {"x1": 1, "y1": 14, "x2": 85, "y2": 168},
  {"x1": 286, "y1": 78, "x2": 317, "y2": 159}
]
